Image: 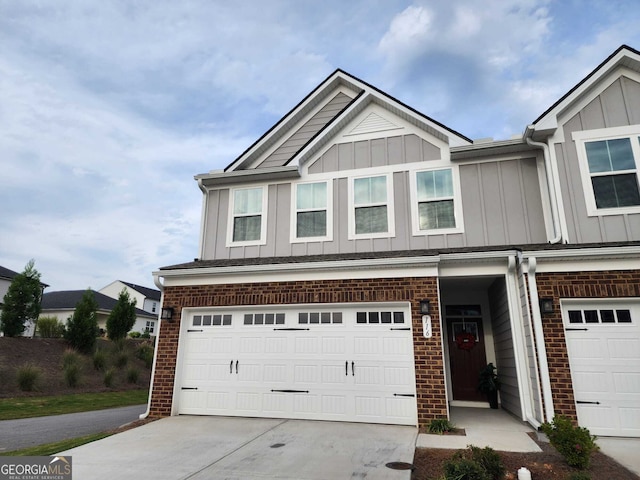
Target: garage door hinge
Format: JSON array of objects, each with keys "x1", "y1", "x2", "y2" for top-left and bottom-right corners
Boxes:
[
  {"x1": 271, "y1": 389, "x2": 309, "y2": 394},
  {"x1": 565, "y1": 328, "x2": 588, "y2": 331},
  {"x1": 181, "y1": 387, "x2": 198, "y2": 390},
  {"x1": 576, "y1": 400, "x2": 600, "y2": 405},
  {"x1": 393, "y1": 393, "x2": 415, "y2": 397},
  {"x1": 273, "y1": 327, "x2": 310, "y2": 331}
]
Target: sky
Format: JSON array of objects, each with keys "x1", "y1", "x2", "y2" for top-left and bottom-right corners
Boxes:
[{"x1": 1, "y1": 0, "x2": 639, "y2": 292}]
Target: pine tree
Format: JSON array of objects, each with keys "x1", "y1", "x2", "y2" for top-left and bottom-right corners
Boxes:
[
  {"x1": 106, "y1": 288, "x2": 137, "y2": 340},
  {"x1": 64, "y1": 289, "x2": 99, "y2": 353},
  {"x1": 0, "y1": 260, "x2": 42, "y2": 337}
]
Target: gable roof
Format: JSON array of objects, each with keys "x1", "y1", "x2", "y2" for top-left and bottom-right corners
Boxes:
[
  {"x1": 0, "y1": 266, "x2": 19, "y2": 281},
  {"x1": 529, "y1": 44, "x2": 640, "y2": 138},
  {"x1": 41, "y1": 290, "x2": 155, "y2": 318},
  {"x1": 218, "y1": 69, "x2": 472, "y2": 174},
  {"x1": 119, "y1": 281, "x2": 161, "y2": 301}
]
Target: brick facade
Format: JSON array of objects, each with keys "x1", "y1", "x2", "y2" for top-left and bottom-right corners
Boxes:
[
  {"x1": 149, "y1": 276, "x2": 444, "y2": 426},
  {"x1": 535, "y1": 269, "x2": 640, "y2": 420}
]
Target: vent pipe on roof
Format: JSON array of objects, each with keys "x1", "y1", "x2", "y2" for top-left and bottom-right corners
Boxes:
[{"x1": 524, "y1": 127, "x2": 562, "y2": 244}]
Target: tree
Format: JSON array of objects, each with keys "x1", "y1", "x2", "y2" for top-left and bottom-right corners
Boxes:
[
  {"x1": 0, "y1": 260, "x2": 43, "y2": 337},
  {"x1": 64, "y1": 289, "x2": 99, "y2": 353},
  {"x1": 106, "y1": 288, "x2": 137, "y2": 340}
]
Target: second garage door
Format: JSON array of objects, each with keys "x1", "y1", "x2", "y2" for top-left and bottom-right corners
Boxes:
[{"x1": 175, "y1": 304, "x2": 417, "y2": 426}]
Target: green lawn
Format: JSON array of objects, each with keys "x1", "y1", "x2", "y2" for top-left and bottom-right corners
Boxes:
[
  {"x1": 0, "y1": 389, "x2": 148, "y2": 421},
  {"x1": 0, "y1": 432, "x2": 112, "y2": 456}
]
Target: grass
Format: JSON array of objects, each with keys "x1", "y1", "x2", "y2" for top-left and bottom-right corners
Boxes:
[
  {"x1": 0, "y1": 389, "x2": 148, "y2": 421},
  {"x1": 0, "y1": 432, "x2": 113, "y2": 456}
]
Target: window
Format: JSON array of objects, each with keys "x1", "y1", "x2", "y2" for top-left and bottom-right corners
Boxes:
[
  {"x1": 151, "y1": 302, "x2": 157, "y2": 313},
  {"x1": 193, "y1": 314, "x2": 232, "y2": 327},
  {"x1": 356, "y1": 311, "x2": 405, "y2": 324},
  {"x1": 145, "y1": 321, "x2": 155, "y2": 334},
  {"x1": 416, "y1": 169, "x2": 456, "y2": 230},
  {"x1": 298, "y1": 312, "x2": 342, "y2": 324},
  {"x1": 350, "y1": 175, "x2": 394, "y2": 238},
  {"x1": 568, "y1": 309, "x2": 632, "y2": 324},
  {"x1": 230, "y1": 187, "x2": 265, "y2": 244},
  {"x1": 294, "y1": 182, "x2": 329, "y2": 239},
  {"x1": 243, "y1": 313, "x2": 285, "y2": 325},
  {"x1": 573, "y1": 126, "x2": 640, "y2": 216}
]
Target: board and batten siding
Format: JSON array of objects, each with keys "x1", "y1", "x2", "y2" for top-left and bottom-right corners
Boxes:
[
  {"x1": 488, "y1": 277, "x2": 522, "y2": 417},
  {"x1": 201, "y1": 140, "x2": 547, "y2": 260},
  {"x1": 555, "y1": 76, "x2": 640, "y2": 243}
]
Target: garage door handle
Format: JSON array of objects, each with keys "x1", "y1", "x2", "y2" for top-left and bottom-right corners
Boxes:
[
  {"x1": 271, "y1": 389, "x2": 309, "y2": 394},
  {"x1": 390, "y1": 327, "x2": 411, "y2": 331},
  {"x1": 236, "y1": 360, "x2": 239, "y2": 374},
  {"x1": 566, "y1": 328, "x2": 588, "y2": 331},
  {"x1": 181, "y1": 387, "x2": 198, "y2": 391},
  {"x1": 273, "y1": 327, "x2": 310, "y2": 331},
  {"x1": 351, "y1": 361, "x2": 355, "y2": 376},
  {"x1": 393, "y1": 393, "x2": 415, "y2": 397},
  {"x1": 577, "y1": 400, "x2": 601, "y2": 405},
  {"x1": 345, "y1": 361, "x2": 348, "y2": 376},
  {"x1": 230, "y1": 360, "x2": 233, "y2": 374}
]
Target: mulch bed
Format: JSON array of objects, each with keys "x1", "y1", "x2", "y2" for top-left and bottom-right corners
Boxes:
[{"x1": 411, "y1": 432, "x2": 639, "y2": 479}]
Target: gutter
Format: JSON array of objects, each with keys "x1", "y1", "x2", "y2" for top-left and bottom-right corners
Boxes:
[
  {"x1": 139, "y1": 274, "x2": 164, "y2": 420},
  {"x1": 527, "y1": 257, "x2": 555, "y2": 423},
  {"x1": 524, "y1": 126, "x2": 562, "y2": 244}
]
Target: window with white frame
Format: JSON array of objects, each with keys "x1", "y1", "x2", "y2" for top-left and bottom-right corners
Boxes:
[
  {"x1": 351, "y1": 175, "x2": 393, "y2": 237},
  {"x1": 145, "y1": 320, "x2": 155, "y2": 334},
  {"x1": 573, "y1": 126, "x2": 640, "y2": 216},
  {"x1": 230, "y1": 186, "x2": 265, "y2": 243},
  {"x1": 415, "y1": 168, "x2": 456, "y2": 230},
  {"x1": 295, "y1": 182, "x2": 328, "y2": 239}
]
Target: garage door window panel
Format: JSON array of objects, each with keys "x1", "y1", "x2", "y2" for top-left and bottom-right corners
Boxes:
[{"x1": 567, "y1": 308, "x2": 633, "y2": 325}]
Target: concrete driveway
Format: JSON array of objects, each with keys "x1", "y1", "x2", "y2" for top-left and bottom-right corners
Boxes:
[{"x1": 58, "y1": 416, "x2": 418, "y2": 480}]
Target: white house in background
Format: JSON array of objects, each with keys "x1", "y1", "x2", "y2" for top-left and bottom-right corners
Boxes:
[
  {"x1": 100, "y1": 280, "x2": 161, "y2": 315},
  {"x1": 40, "y1": 289, "x2": 157, "y2": 336}
]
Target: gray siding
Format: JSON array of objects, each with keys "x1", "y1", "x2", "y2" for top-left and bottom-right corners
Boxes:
[
  {"x1": 308, "y1": 134, "x2": 441, "y2": 173},
  {"x1": 488, "y1": 277, "x2": 521, "y2": 417},
  {"x1": 556, "y1": 76, "x2": 640, "y2": 243},
  {"x1": 201, "y1": 154, "x2": 547, "y2": 260},
  {"x1": 258, "y1": 93, "x2": 353, "y2": 169}
]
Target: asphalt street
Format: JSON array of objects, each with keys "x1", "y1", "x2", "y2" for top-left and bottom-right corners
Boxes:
[{"x1": 0, "y1": 404, "x2": 146, "y2": 452}]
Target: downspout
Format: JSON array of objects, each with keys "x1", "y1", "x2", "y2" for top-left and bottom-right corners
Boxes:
[
  {"x1": 139, "y1": 272, "x2": 164, "y2": 420},
  {"x1": 524, "y1": 126, "x2": 562, "y2": 244},
  {"x1": 527, "y1": 257, "x2": 555, "y2": 423}
]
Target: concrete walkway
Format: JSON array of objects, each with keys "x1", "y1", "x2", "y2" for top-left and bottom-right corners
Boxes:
[
  {"x1": 58, "y1": 416, "x2": 418, "y2": 480},
  {"x1": 416, "y1": 407, "x2": 541, "y2": 452}
]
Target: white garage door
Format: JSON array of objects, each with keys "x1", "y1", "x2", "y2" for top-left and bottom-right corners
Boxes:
[
  {"x1": 563, "y1": 300, "x2": 640, "y2": 437},
  {"x1": 175, "y1": 304, "x2": 417, "y2": 426}
]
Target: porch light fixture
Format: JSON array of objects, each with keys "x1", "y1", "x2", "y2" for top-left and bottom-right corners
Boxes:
[
  {"x1": 539, "y1": 298, "x2": 554, "y2": 315},
  {"x1": 419, "y1": 299, "x2": 430, "y2": 315},
  {"x1": 161, "y1": 307, "x2": 174, "y2": 322}
]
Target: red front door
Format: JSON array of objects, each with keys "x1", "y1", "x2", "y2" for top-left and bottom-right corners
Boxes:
[{"x1": 447, "y1": 307, "x2": 487, "y2": 402}]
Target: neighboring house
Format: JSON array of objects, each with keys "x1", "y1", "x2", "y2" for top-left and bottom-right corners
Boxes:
[
  {"x1": 99, "y1": 280, "x2": 161, "y2": 334},
  {"x1": 1, "y1": 265, "x2": 48, "y2": 337},
  {"x1": 149, "y1": 45, "x2": 640, "y2": 438},
  {"x1": 40, "y1": 290, "x2": 156, "y2": 336}
]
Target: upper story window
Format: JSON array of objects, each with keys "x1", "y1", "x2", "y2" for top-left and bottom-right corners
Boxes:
[
  {"x1": 293, "y1": 181, "x2": 331, "y2": 241},
  {"x1": 410, "y1": 167, "x2": 463, "y2": 235},
  {"x1": 349, "y1": 174, "x2": 394, "y2": 238},
  {"x1": 574, "y1": 126, "x2": 640, "y2": 216},
  {"x1": 229, "y1": 186, "x2": 266, "y2": 245}
]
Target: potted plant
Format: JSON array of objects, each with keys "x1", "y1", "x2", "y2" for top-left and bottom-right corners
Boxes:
[{"x1": 478, "y1": 363, "x2": 501, "y2": 409}]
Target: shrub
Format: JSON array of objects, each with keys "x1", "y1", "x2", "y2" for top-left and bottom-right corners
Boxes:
[
  {"x1": 17, "y1": 364, "x2": 41, "y2": 392},
  {"x1": 541, "y1": 415, "x2": 599, "y2": 469},
  {"x1": 112, "y1": 338, "x2": 126, "y2": 353},
  {"x1": 106, "y1": 288, "x2": 137, "y2": 341},
  {"x1": 115, "y1": 352, "x2": 128, "y2": 369},
  {"x1": 135, "y1": 342, "x2": 154, "y2": 369},
  {"x1": 141, "y1": 329, "x2": 151, "y2": 339},
  {"x1": 36, "y1": 316, "x2": 65, "y2": 338},
  {"x1": 93, "y1": 349, "x2": 107, "y2": 371},
  {"x1": 64, "y1": 289, "x2": 99, "y2": 353},
  {"x1": 126, "y1": 367, "x2": 139, "y2": 384},
  {"x1": 428, "y1": 418, "x2": 455, "y2": 434},
  {"x1": 62, "y1": 349, "x2": 81, "y2": 369},
  {"x1": 443, "y1": 456, "x2": 490, "y2": 480},
  {"x1": 63, "y1": 363, "x2": 81, "y2": 387},
  {"x1": 129, "y1": 331, "x2": 141, "y2": 339},
  {"x1": 103, "y1": 368, "x2": 116, "y2": 388},
  {"x1": 469, "y1": 446, "x2": 505, "y2": 480}
]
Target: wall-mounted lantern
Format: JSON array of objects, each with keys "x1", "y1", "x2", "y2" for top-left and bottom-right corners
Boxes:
[
  {"x1": 161, "y1": 307, "x2": 175, "y2": 322},
  {"x1": 539, "y1": 298, "x2": 554, "y2": 315},
  {"x1": 419, "y1": 299, "x2": 430, "y2": 315}
]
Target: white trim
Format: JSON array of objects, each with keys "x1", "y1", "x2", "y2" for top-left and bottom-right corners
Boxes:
[
  {"x1": 348, "y1": 173, "x2": 396, "y2": 239},
  {"x1": 290, "y1": 180, "x2": 333, "y2": 243},
  {"x1": 572, "y1": 124, "x2": 640, "y2": 216},
  {"x1": 409, "y1": 166, "x2": 464, "y2": 236},
  {"x1": 226, "y1": 185, "x2": 268, "y2": 247}
]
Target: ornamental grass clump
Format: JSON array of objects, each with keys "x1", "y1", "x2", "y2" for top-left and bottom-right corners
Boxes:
[
  {"x1": 17, "y1": 363, "x2": 41, "y2": 392},
  {"x1": 541, "y1": 415, "x2": 599, "y2": 469}
]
